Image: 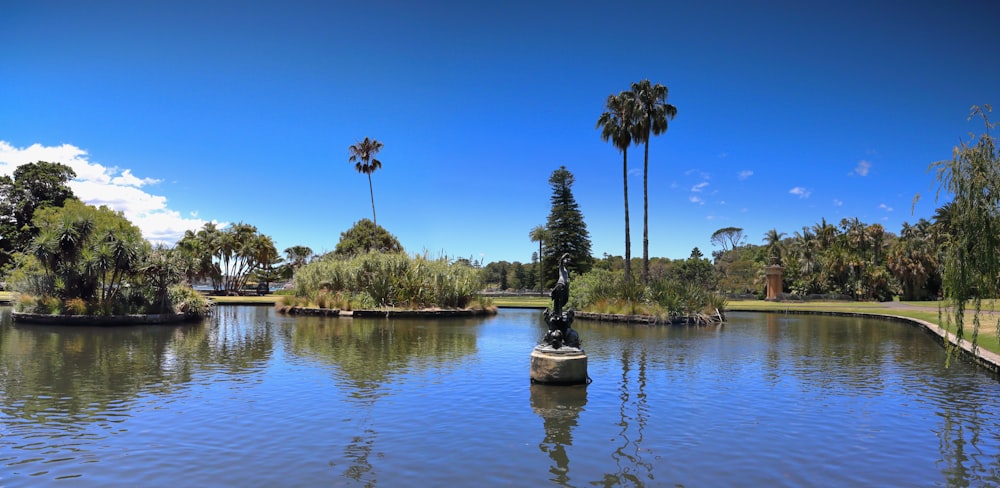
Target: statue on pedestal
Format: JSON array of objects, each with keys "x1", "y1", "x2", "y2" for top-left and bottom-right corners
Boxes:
[{"x1": 541, "y1": 253, "x2": 580, "y2": 350}]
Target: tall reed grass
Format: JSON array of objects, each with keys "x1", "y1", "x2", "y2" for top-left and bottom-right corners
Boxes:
[
  {"x1": 293, "y1": 251, "x2": 484, "y2": 309},
  {"x1": 570, "y1": 268, "x2": 727, "y2": 322}
]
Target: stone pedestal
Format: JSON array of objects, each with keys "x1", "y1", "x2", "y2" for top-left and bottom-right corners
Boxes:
[
  {"x1": 765, "y1": 264, "x2": 783, "y2": 301},
  {"x1": 530, "y1": 346, "x2": 588, "y2": 385}
]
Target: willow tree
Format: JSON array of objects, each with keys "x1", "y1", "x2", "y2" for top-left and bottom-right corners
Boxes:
[{"x1": 927, "y1": 105, "x2": 1000, "y2": 359}]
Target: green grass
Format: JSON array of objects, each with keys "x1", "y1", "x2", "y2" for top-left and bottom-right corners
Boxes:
[
  {"x1": 727, "y1": 299, "x2": 1000, "y2": 355},
  {"x1": 0, "y1": 291, "x2": 12, "y2": 304},
  {"x1": 491, "y1": 296, "x2": 550, "y2": 308}
]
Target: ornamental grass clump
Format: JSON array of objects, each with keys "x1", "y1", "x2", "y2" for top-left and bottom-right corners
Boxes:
[
  {"x1": 571, "y1": 268, "x2": 726, "y2": 323},
  {"x1": 293, "y1": 251, "x2": 484, "y2": 310}
]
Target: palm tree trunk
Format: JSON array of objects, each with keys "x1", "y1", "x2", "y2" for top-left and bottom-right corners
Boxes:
[
  {"x1": 367, "y1": 173, "x2": 377, "y2": 226},
  {"x1": 642, "y1": 139, "x2": 650, "y2": 285},
  {"x1": 623, "y1": 148, "x2": 631, "y2": 283}
]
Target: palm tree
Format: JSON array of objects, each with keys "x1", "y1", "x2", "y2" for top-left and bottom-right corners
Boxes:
[
  {"x1": 529, "y1": 225, "x2": 548, "y2": 293},
  {"x1": 630, "y1": 79, "x2": 677, "y2": 284},
  {"x1": 763, "y1": 228, "x2": 786, "y2": 264},
  {"x1": 349, "y1": 137, "x2": 384, "y2": 226},
  {"x1": 597, "y1": 91, "x2": 637, "y2": 282}
]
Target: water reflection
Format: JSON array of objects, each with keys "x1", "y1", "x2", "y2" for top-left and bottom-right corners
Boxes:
[
  {"x1": 282, "y1": 316, "x2": 478, "y2": 390},
  {"x1": 2, "y1": 307, "x2": 1000, "y2": 486},
  {"x1": 530, "y1": 384, "x2": 587, "y2": 484},
  {"x1": 280, "y1": 316, "x2": 481, "y2": 485}
]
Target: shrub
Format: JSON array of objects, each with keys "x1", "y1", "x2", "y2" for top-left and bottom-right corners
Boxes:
[
  {"x1": 64, "y1": 298, "x2": 88, "y2": 315},
  {"x1": 13, "y1": 294, "x2": 36, "y2": 313},
  {"x1": 168, "y1": 285, "x2": 213, "y2": 318},
  {"x1": 40, "y1": 296, "x2": 62, "y2": 314}
]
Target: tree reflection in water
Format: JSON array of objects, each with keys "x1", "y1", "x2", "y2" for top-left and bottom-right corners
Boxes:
[
  {"x1": 283, "y1": 316, "x2": 479, "y2": 485},
  {"x1": 603, "y1": 345, "x2": 654, "y2": 486}
]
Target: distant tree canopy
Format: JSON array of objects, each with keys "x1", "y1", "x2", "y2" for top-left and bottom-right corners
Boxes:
[
  {"x1": 176, "y1": 222, "x2": 279, "y2": 294},
  {"x1": 543, "y1": 166, "x2": 593, "y2": 286},
  {"x1": 0, "y1": 161, "x2": 77, "y2": 271},
  {"x1": 333, "y1": 219, "x2": 403, "y2": 256}
]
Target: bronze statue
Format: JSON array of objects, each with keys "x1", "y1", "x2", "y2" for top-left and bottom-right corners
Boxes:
[
  {"x1": 541, "y1": 253, "x2": 580, "y2": 349},
  {"x1": 550, "y1": 253, "x2": 570, "y2": 316}
]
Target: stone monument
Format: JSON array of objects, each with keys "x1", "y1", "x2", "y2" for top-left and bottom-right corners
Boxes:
[
  {"x1": 765, "y1": 255, "x2": 783, "y2": 301},
  {"x1": 530, "y1": 254, "x2": 588, "y2": 385}
]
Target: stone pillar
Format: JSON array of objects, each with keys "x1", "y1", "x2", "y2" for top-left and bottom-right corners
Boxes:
[
  {"x1": 765, "y1": 264, "x2": 783, "y2": 301},
  {"x1": 530, "y1": 347, "x2": 588, "y2": 385}
]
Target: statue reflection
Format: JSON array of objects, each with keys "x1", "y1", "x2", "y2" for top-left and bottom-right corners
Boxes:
[{"x1": 530, "y1": 383, "x2": 588, "y2": 485}]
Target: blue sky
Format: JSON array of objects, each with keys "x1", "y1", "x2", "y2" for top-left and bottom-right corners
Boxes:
[{"x1": 3, "y1": 1, "x2": 999, "y2": 264}]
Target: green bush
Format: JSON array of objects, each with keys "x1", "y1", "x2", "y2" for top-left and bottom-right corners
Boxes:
[
  {"x1": 41, "y1": 296, "x2": 62, "y2": 314},
  {"x1": 570, "y1": 269, "x2": 727, "y2": 320},
  {"x1": 167, "y1": 285, "x2": 213, "y2": 318}
]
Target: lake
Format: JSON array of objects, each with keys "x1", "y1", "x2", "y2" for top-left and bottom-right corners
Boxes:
[{"x1": 2, "y1": 306, "x2": 999, "y2": 486}]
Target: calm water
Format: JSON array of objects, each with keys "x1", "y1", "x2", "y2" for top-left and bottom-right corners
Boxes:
[{"x1": 2, "y1": 306, "x2": 1000, "y2": 487}]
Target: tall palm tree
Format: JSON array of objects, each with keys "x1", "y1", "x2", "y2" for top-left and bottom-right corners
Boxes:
[
  {"x1": 529, "y1": 225, "x2": 548, "y2": 293},
  {"x1": 597, "y1": 91, "x2": 637, "y2": 282},
  {"x1": 349, "y1": 137, "x2": 384, "y2": 226},
  {"x1": 763, "y1": 228, "x2": 786, "y2": 264},
  {"x1": 630, "y1": 79, "x2": 677, "y2": 284}
]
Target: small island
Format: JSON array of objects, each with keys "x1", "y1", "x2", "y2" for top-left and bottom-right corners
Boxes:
[{"x1": 6, "y1": 196, "x2": 211, "y2": 325}]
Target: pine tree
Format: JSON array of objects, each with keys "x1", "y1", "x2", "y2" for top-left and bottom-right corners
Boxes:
[{"x1": 543, "y1": 166, "x2": 593, "y2": 286}]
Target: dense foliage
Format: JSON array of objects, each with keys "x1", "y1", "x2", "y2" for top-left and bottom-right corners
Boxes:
[
  {"x1": 543, "y1": 166, "x2": 593, "y2": 286},
  {"x1": 333, "y1": 219, "x2": 403, "y2": 256},
  {"x1": 0, "y1": 161, "x2": 77, "y2": 272},
  {"x1": 570, "y1": 248, "x2": 725, "y2": 322},
  {"x1": 292, "y1": 251, "x2": 485, "y2": 310},
  {"x1": 8, "y1": 199, "x2": 209, "y2": 317}
]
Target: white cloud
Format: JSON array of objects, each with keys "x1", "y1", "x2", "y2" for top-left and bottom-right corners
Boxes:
[
  {"x1": 0, "y1": 140, "x2": 209, "y2": 244},
  {"x1": 833, "y1": 198, "x2": 843, "y2": 207},
  {"x1": 691, "y1": 182, "x2": 709, "y2": 192},
  {"x1": 879, "y1": 203, "x2": 893, "y2": 212},
  {"x1": 737, "y1": 170, "x2": 753, "y2": 181},
  {"x1": 689, "y1": 196, "x2": 704, "y2": 205},
  {"x1": 851, "y1": 160, "x2": 871, "y2": 176},
  {"x1": 789, "y1": 187, "x2": 811, "y2": 198}
]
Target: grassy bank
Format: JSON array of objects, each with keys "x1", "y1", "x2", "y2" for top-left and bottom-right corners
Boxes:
[
  {"x1": 491, "y1": 296, "x2": 549, "y2": 308},
  {"x1": 727, "y1": 299, "x2": 1000, "y2": 355},
  {"x1": 208, "y1": 295, "x2": 283, "y2": 305},
  {"x1": 0, "y1": 291, "x2": 12, "y2": 304}
]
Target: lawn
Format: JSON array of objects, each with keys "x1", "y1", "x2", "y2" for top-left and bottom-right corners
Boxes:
[
  {"x1": 490, "y1": 296, "x2": 549, "y2": 308},
  {"x1": 727, "y1": 299, "x2": 1000, "y2": 355}
]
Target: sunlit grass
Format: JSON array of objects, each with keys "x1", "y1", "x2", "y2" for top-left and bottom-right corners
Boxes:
[
  {"x1": 727, "y1": 299, "x2": 1000, "y2": 355},
  {"x1": 0, "y1": 291, "x2": 12, "y2": 303},
  {"x1": 491, "y1": 296, "x2": 550, "y2": 308}
]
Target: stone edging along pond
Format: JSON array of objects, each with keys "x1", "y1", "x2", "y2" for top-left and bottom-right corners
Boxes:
[
  {"x1": 11, "y1": 311, "x2": 195, "y2": 326},
  {"x1": 727, "y1": 308, "x2": 1000, "y2": 376}
]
